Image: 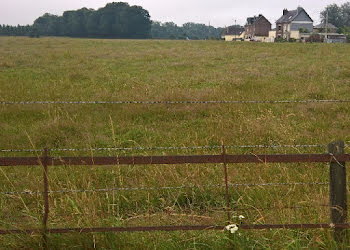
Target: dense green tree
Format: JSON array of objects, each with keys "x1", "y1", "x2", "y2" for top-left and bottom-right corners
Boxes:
[
  {"x1": 321, "y1": 2, "x2": 350, "y2": 28},
  {"x1": 321, "y1": 4, "x2": 343, "y2": 28},
  {"x1": 151, "y1": 21, "x2": 223, "y2": 40},
  {"x1": 86, "y1": 12, "x2": 100, "y2": 37},
  {"x1": 30, "y1": 2, "x2": 151, "y2": 38},
  {"x1": 151, "y1": 21, "x2": 180, "y2": 39},
  {"x1": 33, "y1": 13, "x2": 60, "y2": 36}
]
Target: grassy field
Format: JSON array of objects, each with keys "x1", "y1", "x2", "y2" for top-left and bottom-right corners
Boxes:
[{"x1": 0, "y1": 37, "x2": 350, "y2": 249}]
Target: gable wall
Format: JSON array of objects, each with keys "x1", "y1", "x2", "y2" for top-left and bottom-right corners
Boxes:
[
  {"x1": 293, "y1": 10, "x2": 313, "y2": 22},
  {"x1": 291, "y1": 22, "x2": 313, "y2": 33},
  {"x1": 255, "y1": 17, "x2": 271, "y2": 37}
]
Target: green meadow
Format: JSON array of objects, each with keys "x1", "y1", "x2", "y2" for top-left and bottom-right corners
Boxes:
[{"x1": 0, "y1": 37, "x2": 350, "y2": 248}]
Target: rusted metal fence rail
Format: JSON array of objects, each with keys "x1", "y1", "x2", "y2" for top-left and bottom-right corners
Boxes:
[
  {"x1": 0, "y1": 141, "x2": 349, "y2": 245},
  {"x1": 0, "y1": 143, "x2": 334, "y2": 153}
]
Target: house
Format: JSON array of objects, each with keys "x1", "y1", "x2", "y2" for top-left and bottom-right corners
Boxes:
[
  {"x1": 244, "y1": 14, "x2": 271, "y2": 41},
  {"x1": 313, "y1": 23, "x2": 338, "y2": 33},
  {"x1": 276, "y1": 7, "x2": 313, "y2": 41},
  {"x1": 221, "y1": 25, "x2": 245, "y2": 41}
]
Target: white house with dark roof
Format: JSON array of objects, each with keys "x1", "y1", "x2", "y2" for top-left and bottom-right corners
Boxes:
[
  {"x1": 221, "y1": 25, "x2": 245, "y2": 41},
  {"x1": 275, "y1": 7, "x2": 313, "y2": 41}
]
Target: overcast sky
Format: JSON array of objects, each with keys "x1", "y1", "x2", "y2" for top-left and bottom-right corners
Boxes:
[{"x1": 1, "y1": 0, "x2": 349, "y2": 27}]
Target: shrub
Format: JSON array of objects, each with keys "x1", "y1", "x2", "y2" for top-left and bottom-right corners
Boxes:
[
  {"x1": 306, "y1": 34, "x2": 324, "y2": 43},
  {"x1": 275, "y1": 37, "x2": 288, "y2": 43},
  {"x1": 299, "y1": 28, "x2": 310, "y2": 33}
]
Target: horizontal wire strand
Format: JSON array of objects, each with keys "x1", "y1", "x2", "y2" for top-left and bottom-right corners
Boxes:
[{"x1": 1, "y1": 99, "x2": 350, "y2": 105}]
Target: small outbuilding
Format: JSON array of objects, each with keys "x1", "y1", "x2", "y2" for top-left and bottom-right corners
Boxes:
[{"x1": 324, "y1": 33, "x2": 347, "y2": 43}]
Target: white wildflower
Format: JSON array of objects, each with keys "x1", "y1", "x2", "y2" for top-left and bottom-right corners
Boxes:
[
  {"x1": 230, "y1": 225, "x2": 239, "y2": 234},
  {"x1": 232, "y1": 215, "x2": 246, "y2": 220},
  {"x1": 239, "y1": 215, "x2": 245, "y2": 220},
  {"x1": 225, "y1": 224, "x2": 239, "y2": 234}
]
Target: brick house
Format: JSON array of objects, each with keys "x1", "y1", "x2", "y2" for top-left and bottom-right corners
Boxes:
[
  {"x1": 244, "y1": 14, "x2": 271, "y2": 40},
  {"x1": 276, "y1": 7, "x2": 313, "y2": 40}
]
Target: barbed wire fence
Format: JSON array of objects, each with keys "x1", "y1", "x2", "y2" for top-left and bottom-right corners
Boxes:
[
  {"x1": 1, "y1": 97, "x2": 350, "y2": 243},
  {"x1": 1, "y1": 99, "x2": 350, "y2": 106},
  {"x1": 0, "y1": 142, "x2": 348, "y2": 230}
]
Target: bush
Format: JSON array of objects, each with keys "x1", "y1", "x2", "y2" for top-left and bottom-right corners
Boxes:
[
  {"x1": 306, "y1": 34, "x2": 324, "y2": 43},
  {"x1": 275, "y1": 37, "x2": 288, "y2": 43},
  {"x1": 298, "y1": 28, "x2": 310, "y2": 33}
]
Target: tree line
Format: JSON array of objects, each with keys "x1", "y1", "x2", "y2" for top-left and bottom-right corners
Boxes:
[
  {"x1": 0, "y1": 2, "x2": 151, "y2": 38},
  {"x1": 0, "y1": 2, "x2": 223, "y2": 39},
  {"x1": 151, "y1": 22, "x2": 224, "y2": 40}
]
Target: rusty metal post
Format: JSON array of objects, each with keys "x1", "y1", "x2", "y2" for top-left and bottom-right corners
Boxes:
[
  {"x1": 42, "y1": 148, "x2": 49, "y2": 249},
  {"x1": 222, "y1": 145, "x2": 231, "y2": 223},
  {"x1": 329, "y1": 141, "x2": 348, "y2": 244}
]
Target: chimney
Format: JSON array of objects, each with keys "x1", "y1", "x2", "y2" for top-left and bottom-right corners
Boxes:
[{"x1": 283, "y1": 9, "x2": 288, "y2": 16}]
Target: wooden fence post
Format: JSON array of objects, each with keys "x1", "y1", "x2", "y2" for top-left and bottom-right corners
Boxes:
[
  {"x1": 42, "y1": 148, "x2": 49, "y2": 249},
  {"x1": 329, "y1": 141, "x2": 348, "y2": 243},
  {"x1": 222, "y1": 145, "x2": 231, "y2": 223}
]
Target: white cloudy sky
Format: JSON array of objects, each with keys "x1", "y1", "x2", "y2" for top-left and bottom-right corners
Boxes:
[{"x1": 0, "y1": 0, "x2": 349, "y2": 27}]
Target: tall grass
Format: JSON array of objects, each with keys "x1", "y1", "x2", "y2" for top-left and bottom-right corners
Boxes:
[{"x1": 0, "y1": 37, "x2": 350, "y2": 248}]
